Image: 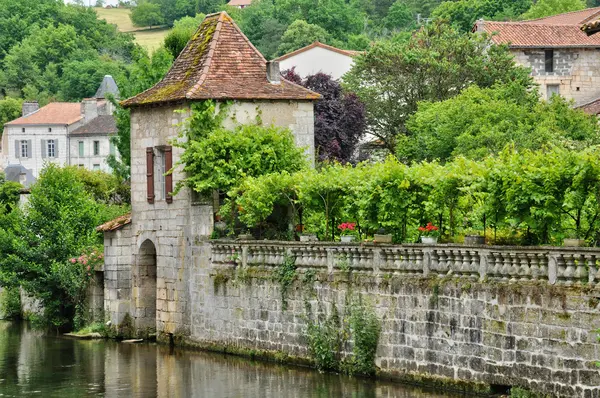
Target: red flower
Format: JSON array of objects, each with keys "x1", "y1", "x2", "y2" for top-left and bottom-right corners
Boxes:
[{"x1": 338, "y1": 222, "x2": 356, "y2": 232}]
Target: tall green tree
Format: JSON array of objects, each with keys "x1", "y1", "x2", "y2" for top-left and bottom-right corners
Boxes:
[
  {"x1": 277, "y1": 20, "x2": 330, "y2": 56},
  {"x1": 344, "y1": 21, "x2": 532, "y2": 153},
  {"x1": 520, "y1": 0, "x2": 586, "y2": 20},
  {"x1": 163, "y1": 14, "x2": 205, "y2": 58},
  {"x1": 432, "y1": 0, "x2": 532, "y2": 32},
  {"x1": 130, "y1": 0, "x2": 165, "y2": 27}
]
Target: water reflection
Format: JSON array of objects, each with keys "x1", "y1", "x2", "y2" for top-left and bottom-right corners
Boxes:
[{"x1": 0, "y1": 321, "x2": 462, "y2": 398}]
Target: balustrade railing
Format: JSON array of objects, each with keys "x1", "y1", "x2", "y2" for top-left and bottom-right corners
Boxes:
[{"x1": 209, "y1": 240, "x2": 600, "y2": 285}]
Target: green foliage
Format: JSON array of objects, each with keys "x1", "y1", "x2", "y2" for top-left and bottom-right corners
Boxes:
[
  {"x1": 344, "y1": 21, "x2": 532, "y2": 154},
  {"x1": 0, "y1": 165, "x2": 129, "y2": 330},
  {"x1": 0, "y1": 173, "x2": 21, "y2": 213},
  {"x1": 432, "y1": 0, "x2": 532, "y2": 32},
  {"x1": 305, "y1": 304, "x2": 343, "y2": 371},
  {"x1": 520, "y1": 0, "x2": 585, "y2": 20},
  {"x1": 231, "y1": 146, "x2": 600, "y2": 246},
  {"x1": 347, "y1": 300, "x2": 381, "y2": 375},
  {"x1": 0, "y1": 286, "x2": 21, "y2": 320},
  {"x1": 0, "y1": 97, "x2": 22, "y2": 126},
  {"x1": 164, "y1": 13, "x2": 205, "y2": 58},
  {"x1": 403, "y1": 83, "x2": 600, "y2": 162},
  {"x1": 176, "y1": 101, "x2": 308, "y2": 198},
  {"x1": 275, "y1": 254, "x2": 296, "y2": 310},
  {"x1": 130, "y1": 0, "x2": 165, "y2": 27},
  {"x1": 277, "y1": 20, "x2": 330, "y2": 56}
]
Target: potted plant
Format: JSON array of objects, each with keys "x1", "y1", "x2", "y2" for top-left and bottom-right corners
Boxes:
[
  {"x1": 563, "y1": 230, "x2": 586, "y2": 247},
  {"x1": 295, "y1": 223, "x2": 317, "y2": 242},
  {"x1": 338, "y1": 222, "x2": 357, "y2": 243},
  {"x1": 463, "y1": 228, "x2": 485, "y2": 246},
  {"x1": 374, "y1": 227, "x2": 392, "y2": 243},
  {"x1": 418, "y1": 222, "x2": 440, "y2": 244}
]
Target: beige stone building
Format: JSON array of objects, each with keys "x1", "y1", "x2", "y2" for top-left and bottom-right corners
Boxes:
[
  {"x1": 475, "y1": 7, "x2": 600, "y2": 113},
  {"x1": 98, "y1": 12, "x2": 319, "y2": 332}
]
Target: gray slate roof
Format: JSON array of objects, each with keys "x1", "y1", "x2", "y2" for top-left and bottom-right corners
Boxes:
[
  {"x1": 95, "y1": 75, "x2": 120, "y2": 99},
  {"x1": 4, "y1": 164, "x2": 36, "y2": 188},
  {"x1": 70, "y1": 115, "x2": 117, "y2": 136}
]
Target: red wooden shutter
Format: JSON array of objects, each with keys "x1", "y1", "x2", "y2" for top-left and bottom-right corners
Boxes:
[
  {"x1": 165, "y1": 146, "x2": 173, "y2": 204},
  {"x1": 146, "y1": 147, "x2": 155, "y2": 204}
]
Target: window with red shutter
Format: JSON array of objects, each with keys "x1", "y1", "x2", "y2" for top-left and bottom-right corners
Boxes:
[
  {"x1": 165, "y1": 146, "x2": 173, "y2": 204},
  {"x1": 146, "y1": 147, "x2": 155, "y2": 204}
]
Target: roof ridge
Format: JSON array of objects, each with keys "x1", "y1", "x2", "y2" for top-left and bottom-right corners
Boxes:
[
  {"x1": 186, "y1": 12, "x2": 225, "y2": 98},
  {"x1": 484, "y1": 20, "x2": 583, "y2": 26},
  {"x1": 519, "y1": 6, "x2": 600, "y2": 23},
  {"x1": 274, "y1": 41, "x2": 362, "y2": 62}
]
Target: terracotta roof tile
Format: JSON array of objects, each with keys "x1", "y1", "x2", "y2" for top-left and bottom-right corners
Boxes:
[
  {"x1": 577, "y1": 96, "x2": 600, "y2": 114},
  {"x1": 70, "y1": 115, "x2": 117, "y2": 136},
  {"x1": 227, "y1": 0, "x2": 252, "y2": 6},
  {"x1": 274, "y1": 41, "x2": 364, "y2": 62},
  {"x1": 582, "y1": 19, "x2": 600, "y2": 35},
  {"x1": 96, "y1": 213, "x2": 132, "y2": 232},
  {"x1": 122, "y1": 12, "x2": 320, "y2": 107},
  {"x1": 6, "y1": 103, "x2": 82, "y2": 126},
  {"x1": 476, "y1": 20, "x2": 600, "y2": 48}
]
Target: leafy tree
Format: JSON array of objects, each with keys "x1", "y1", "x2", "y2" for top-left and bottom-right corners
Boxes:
[
  {"x1": 384, "y1": 1, "x2": 415, "y2": 31},
  {"x1": 404, "y1": 83, "x2": 600, "y2": 162},
  {"x1": 284, "y1": 69, "x2": 366, "y2": 162},
  {"x1": 0, "y1": 165, "x2": 126, "y2": 330},
  {"x1": 130, "y1": 0, "x2": 165, "y2": 27},
  {"x1": 520, "y1": 0, "x2": 586, "y2": 20},
  {"x1": 0, "y1": 173, "x2": 20, "y2": 213},
  {"x1": 344, "y1": 21, "x2": 532, "y2": 153},
  {"x1": 164, "y1": 14, "x2": 205, "y2": 58},
  {"x1": 277, "y1": 20, "x2": 330, "y2": 56},
  {"x1": 176, "y1": 101, "x2": 308, "y2": 197},
  {"x1": 0, "y1": 97, "x2": 22, "y2": 126},
  {"x1": 432, "y1": 0, "x2": 532, "y2": 32},
  {"x1": 197, "y1": 0, "x2": 226, "y2": 13},
  {"x1": 59, "y1": 56, "x2": 128, "y2": 101}
]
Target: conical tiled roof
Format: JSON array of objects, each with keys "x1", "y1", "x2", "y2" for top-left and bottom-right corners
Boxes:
[
  {"x1": 95, "y1": 75, "x2": 120, "y2": 99},
  {"x1": 122, "y1": 12, "x2": 320, "y2": 107}
]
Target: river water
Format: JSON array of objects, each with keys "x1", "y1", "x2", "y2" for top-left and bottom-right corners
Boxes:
[{"x1": 0, "y1": 321, "x2": 463, "y2": 398}]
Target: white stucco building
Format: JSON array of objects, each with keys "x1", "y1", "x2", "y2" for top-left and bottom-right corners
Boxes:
[
  {"x1": 274, "y1": 41, "x2": 363, "y2": 80},
  {"x1": 1, "y1": 76, "x2": 119, "y2": 184}
]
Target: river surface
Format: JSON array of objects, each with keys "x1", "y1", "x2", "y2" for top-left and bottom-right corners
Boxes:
[{"x1": 0, "y1": 321, "x2": 464, "y2": 398}]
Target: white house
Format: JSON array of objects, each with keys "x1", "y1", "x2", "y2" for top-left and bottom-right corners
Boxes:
[
  {"x1": 226, "y1": 0, "x2": 252, "y2": 9},
  {"x1": 1, "y1": 76, "x2": 119, "y2": 184},
  {"x1": 274, "y1": 41, "x2": 363, "y2": 80}
]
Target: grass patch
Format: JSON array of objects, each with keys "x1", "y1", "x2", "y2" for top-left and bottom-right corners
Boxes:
[{"x1": 72, "y1": 322, "x2": 107, "y2": 336}]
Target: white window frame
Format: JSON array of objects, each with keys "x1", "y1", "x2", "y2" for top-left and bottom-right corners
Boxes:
[
  {"x1": 47, "y1": 139, "x2": 55, "y2": 158},
  {"x1": 93, "y1": 140, "x2": 100, "y2": 156},
  {"x1": 20, "y1": 140, "x2": 28, "y2": 158},
  {"x1": 78, "y1": 141, "x2": 84, "y2": 157}
]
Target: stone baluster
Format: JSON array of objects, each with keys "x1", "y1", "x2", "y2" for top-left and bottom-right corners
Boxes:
[
  {"x1": 538, "y1": 254, "x2": 548, "y2": 281},
  {"x1": 460, "y1": 250, "x2": 471, "y2": 278},
  {"x1": 469, "y1": 251, "x2": 480, "y2": 280},
  {"x1": 572, "y1": 254, "x2": 587, "y2": 286},
  {"x1": 518, "y1": 252, "x2": 531, "y2": 281},
  {"x1": 527, "y1": 253, "x2": 539, "y2": 280},
  {"x1": 429, "y1": 249, "x2": 439, "y2": 275},
  {"x1": 452, "y1": 250, "x2": 462, "y2": 277},
  {"x1": 586, "y1": 254, "x2": 598, "y2": 285},
  {"x1": 556, "y1": 254, "x2": 567, "y2": 285},
  {"x1": 415, "y1": 250, "x2": 424, "y2": 275},
  {"x1": 438, "y1": 249, "x2": 449, "y2": 276},
  {"x1": 491, "y1": 252, "x2": 502, "y2": 280},
  {"x1": 508, "y1": 253, "x2": 519, "y2": 283},
  {"x1": 498, "y1": 252, "x2": 511, "y2": 282}
]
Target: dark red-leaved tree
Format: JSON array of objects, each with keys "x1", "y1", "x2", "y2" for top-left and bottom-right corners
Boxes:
[{"x1": 282, "y1": 68, "x2": 366, "y2": 163}]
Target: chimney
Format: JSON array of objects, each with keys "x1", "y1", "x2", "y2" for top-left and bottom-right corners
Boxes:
[
  {"x1": 82, "y1": 99, "x2": 98, "y2": 124},
  {"x1": 22, "y1": 101, "x2": 39, "y2": 117},
  {"x1": 267, "y1": 61, "x2": 281, "y2": 85}
]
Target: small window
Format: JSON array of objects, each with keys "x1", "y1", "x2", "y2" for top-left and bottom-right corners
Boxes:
[
  {"x1": 78, "y1": 164, "x2": 84, "y2": 168},
  {"x1": 48, "y1": 127, "x2": 52, "y2": 133},
  {"x1": 155, "y1": 149, "x2": 166, "y2": 200},
  {"x1": 93, "y1": 141, "x2": 100, "y2": 156},
  {"x1": 78, "y1": 141, "x2": 84, "y2": 157},
  {"x1": 21, "y1": 128, "x2": 25, "y2": 133},
  {"x1": 47, "y1": 139, "x2": 55, "y2": 158},
  {"x1": 547, "y1": 84, "x2": 560, "y2": 99},
  {"x1": 20, "y1": 140, "x2": 28, "y2": 158},
  {"x1": 545, "y1": 50, "x2": 554, "y2": 73},
  {"x1": 93, "y1": 164, "x2": 100, "y2": 171}
]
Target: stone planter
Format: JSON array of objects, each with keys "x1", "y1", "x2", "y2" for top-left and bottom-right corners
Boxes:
[
  {"x1": 421, "y1": 236, "x2": 438, "y2": 244},
  {"x1": 464, "y1": 235, "x2": 485, "y2": 246},
  {"x1": 340, "y1": 235, "x2": 356, "y2": 243},
  {"x1": 374, "y1": 234, "x2": 392, "y2": 243},
  {"x1": 238, "y1": 234, "x2": 254, "y2": 240},
  {"x1": 300, "y1": 234, "x2": 318, "y2": 242},
  {"x1": 563, "y1": 238, "x2": 586, "y2": 247}
]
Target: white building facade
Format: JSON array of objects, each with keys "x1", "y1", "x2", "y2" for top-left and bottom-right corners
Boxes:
[{"x1": 275, "y1": 41, "x2": 362, "y2": 80}]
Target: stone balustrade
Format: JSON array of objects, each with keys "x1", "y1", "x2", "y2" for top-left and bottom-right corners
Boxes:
[{"x1": 211, "y1": 241, "x2": 600, "y2": 286}]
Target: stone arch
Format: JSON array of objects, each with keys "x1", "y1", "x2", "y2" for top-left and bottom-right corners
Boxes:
[{"x1": 134, "y1": 238, "x2": 157, "y2": 333}]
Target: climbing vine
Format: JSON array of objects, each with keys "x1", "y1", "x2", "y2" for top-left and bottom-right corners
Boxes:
[{"x1": 275, "y1": 254, "x2": 297, "y2": 310}]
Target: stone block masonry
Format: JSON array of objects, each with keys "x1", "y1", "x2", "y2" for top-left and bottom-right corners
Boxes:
[{"x1": 186, "y1": 241, "x2": 600, "y2": 397}]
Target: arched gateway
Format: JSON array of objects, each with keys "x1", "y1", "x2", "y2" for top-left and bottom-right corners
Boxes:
[{"x1": 134, "y1": 239, "x2": 157, "y2": 333}]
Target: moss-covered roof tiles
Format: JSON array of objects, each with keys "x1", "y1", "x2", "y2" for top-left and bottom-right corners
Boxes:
[{"x1": 122, "y1": 12, "x2": 320, "y2": 107}]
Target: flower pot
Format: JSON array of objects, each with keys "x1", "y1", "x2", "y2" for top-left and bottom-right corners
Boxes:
[
  {"x1": 563, "y1": 238, "x2": 585, "y2": 247},
  {"x1": 238, "y1": 234, "x2": 254, "y2": 240},
  {"x1": 464, "y1": 235, "x2": 485, "y2": 246},
  {"x1": 374, "y1": 234, "x2": 392, "y2": 243},
  {"x1": 421, "y1": 236, "x2": 438, "y2": 244},
  {"x1": 300, "y1": 234, "x2": 318, "y2": 242},
  {"x1": 340, "y1": 235, "x2": 356, "y2": 243}
]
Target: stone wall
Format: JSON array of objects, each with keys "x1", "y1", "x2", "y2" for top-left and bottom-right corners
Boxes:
[
  {"x1": 186, "y1": 241, "x2": 600, "y2": 397},
  {"x1": 512, "y1": 48, "x2": 600, "y2": 105},
  {"x1": 103, "y1": 225, "x2": 133, "y2": 325}
]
